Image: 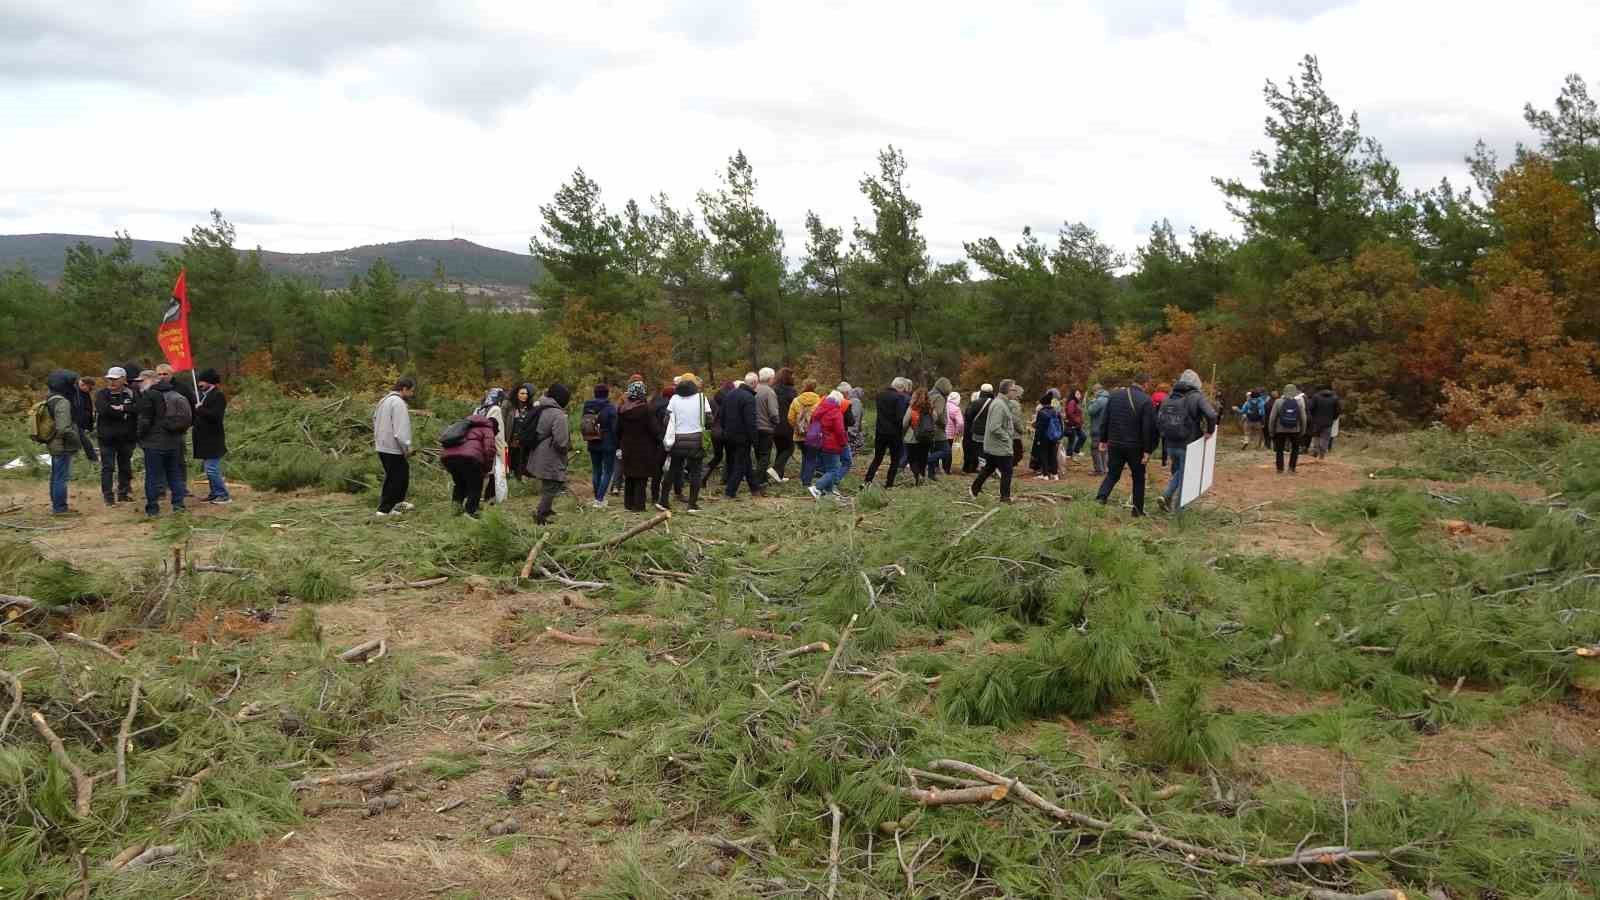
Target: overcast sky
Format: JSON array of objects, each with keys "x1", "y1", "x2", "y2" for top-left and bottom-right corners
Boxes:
[{"x1": 2, "y1": 0, "x2": 1596, "y2": 265}]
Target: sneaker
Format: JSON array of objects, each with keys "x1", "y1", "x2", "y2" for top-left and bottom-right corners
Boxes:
[
  {"x1": 373, "y1": 510, "x2": 390, "y2": 518},
  {"x1": 653, "y1": 503, "x2": 668, "y2": 512},
  {"x1": 1156, "y1": 496, "x2": 1171, "y2": 513},
  {"x1": 117, "y1": 494, "x2": 133, "y2": 503},
  {"x1": 686, "y1": 505, "x2": 702, "y2": 513},
  {"x1": 591, "y1": 500, "x2": 604, "y2": 510},
  {"x1": 394, "y1": 501, "x2": 415, "y2": 512},
  {"x1": 208, "y1": 497, "x2": 232, "y2": 505},
  {"x1": 808, "y1": 485, "x2": 823, "y2": 500},
  {"x1": 104, "y1": 498, "x2": 116, "y2": 507}
]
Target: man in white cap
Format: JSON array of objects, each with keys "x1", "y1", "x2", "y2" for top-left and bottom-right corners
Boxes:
[{"x1": 93, "y1": 367, "x2": 139, "y2": 505}]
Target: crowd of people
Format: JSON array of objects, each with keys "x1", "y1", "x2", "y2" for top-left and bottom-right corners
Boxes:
[
  {"x1": 30, "y1": 361, "x2": 1342, "y2": 524},
  {"x1": 32, "y1": 363, "x2": 230, "y2": 517}
]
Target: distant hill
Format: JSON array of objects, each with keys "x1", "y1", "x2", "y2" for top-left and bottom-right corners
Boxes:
[{"x1": 0, "y1": 234, "x2": 543, "y2": 303}]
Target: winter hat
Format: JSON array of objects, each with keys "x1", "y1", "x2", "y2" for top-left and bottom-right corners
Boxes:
[
  {"x1": 594, "y1": 383, "x2": 609, "y2": 399},
  {"x1": 1283, "y1": 383, "x2": 1300, "y2": 397},
  {"x1": 626, "y1": 381, "x2": 647, "y2": 402},
  {"x1": 546, "y1": 383, "x2": 571, "y2": 408},
  {"x1": 835, "y1": 381, "x2": 852, "y2": 395},
  {"x1": 104, "y1": 366, "x2": 127, "y2": 379},
  {"x1": 980, "y1": 383, "x2": 994, "y2": 394},
  {"x1": 827, "y1": 389, "x2": 844, "y2": 403},
  {"x1": 197, "y1": 368, "x2": 222, "y2": 385}
]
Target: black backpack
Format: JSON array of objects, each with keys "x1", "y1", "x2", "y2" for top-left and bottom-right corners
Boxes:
[
  {"x1": 1156, "y1": 394, "x2": 1192, "y2": 444},
  {"x1": 517, "y1": 406, "x2": 550, "y2": 452},
  {"x1": 439, "y1": 418, "x2": 473, "y2": 448},
  {"x1": 1277, "y1": 397, "x2": 1302, "y2": 431},
  {"x1": 160, "y1": 391, "x2": 193, "y2": 434}
]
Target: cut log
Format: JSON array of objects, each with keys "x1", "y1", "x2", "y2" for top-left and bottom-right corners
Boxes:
[
  {"x1": 290, "y1": 759, "x2": 417, "y2": 792},
  {"x1": 566, "y1": 510, "x2": 671, "y2": 553},
  {"x1": 733, "y1": 627, "x2": 788, "y2": 642},
  {"x1": 121, "y1": 845, "x2": 178, "y2": 871},
  {"x1": 897, "y1": 783, "x2": 1008, "y2": 806},
  {"x1": 543, "y1": 627, "x2": 606, "y2": 647},
  {"x1": 338, "y1": 638, "x2": 387, "y2": 663},
  {"x1": 777, "y1": 641, "x2": 830, "y2": 660},
  {"x1": 519, "y1": 532, "x2": 551, "y2": 579}
]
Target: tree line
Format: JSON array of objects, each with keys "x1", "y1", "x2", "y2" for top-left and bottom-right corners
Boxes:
[{"x1": 3, "y1": 55, "x2": 1598, "y2": 428}]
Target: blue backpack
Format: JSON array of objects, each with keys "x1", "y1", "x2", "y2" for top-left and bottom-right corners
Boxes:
[
  {"x1": 1043, "y1": 409, "x2": 1064, "y2": 442},
  {"x1": 1277, "y1": 397, "x2": 1302, "y2": 431}
]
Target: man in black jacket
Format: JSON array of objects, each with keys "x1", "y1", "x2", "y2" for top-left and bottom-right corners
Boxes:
[
  {"x1": 74, "y1": 376, "x2": 100, "y2": 463},
  {"x1": 863, "y1": 377, "x2": 910, "y2": 488},
  {"x1": 136, "y1": 371, "x2": 191, "y2": 517},
  {"x1": 1093, "y1": 374, "x2": 1158, "y2": 517},
  {"x1": 93, "y1": 367, "x2": 138, "y2": 505},
  {"x1": 1307, "y1": 386, "x2": 1342, "y2": 459},
  {"x1": 962, "y1": 384, "x2": 993, "y2": 474},
  {"x1": 191, "y1": 368, "x2": 231, "y2": 504},
  {"x1": 721, "y1": 373, "x2": 762, "y2": 499}
]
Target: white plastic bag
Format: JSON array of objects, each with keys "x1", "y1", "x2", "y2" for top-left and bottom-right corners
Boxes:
[
  {"x1": 492, "y1": 453, "x2": 508, "y2": 504},
  {"x1": 663, "y1": 410, "x2": 676, "y2": 451}
]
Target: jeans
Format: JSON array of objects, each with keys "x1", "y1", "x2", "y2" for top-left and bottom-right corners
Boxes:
[
  {"x1": 378, "y1": 452, "x2": 409, "y2": 512},
  {"x1": 443, "y1": 456, "x2": 485, "y2": 515},
  {"x1": 99, "y1": 438, "x2": 134, "y2": 500},
  {"x1": 971, "y1": 452, "x2": 1014, "y2": 500},
  {"x1": 1162, "y1": 443, "x2": 1188, "y2": 505},
  {"x1": 800, "y1": 446, "x2": 818, "y2": 486},
  {"x1": 724, "y1": 438, "x2": 759, "y2": 498},
  {"x1": 864, "y1": 435, "x2": 903, "y2": 487},
  {"x1": 815, "y1": 451, "x2": 845, "y2": 494},
  {"x1": 201, "y1": 457, "x2": 230, "y2": 500},
  {"x1": 1066, "y1": 428, "x2": 1087, "y2": 457},
  {"x1": 49, "y1": 452, "x2": 73, "y2": 512},
  {"x1": 1090, "y1": 443, "x2": 1108, "y2": 474},
  {"x1": 773, "y1": 431, "x2": 794, "y2": 480},
  {"x1": 933, "y1": 439, "x2": 953, "y2": 474},
  {"x1": 142, "y1": 447, "x2": 188, "y2": 515},
  {"x1": 1274, "y1": 433, "x2": 1301, "y2": 472},
  {"x1": 1095, "y1": 445, "x2": 1146, "y2": 515},
  {"x1": 1312, "y1": 427, "x2": 1333, "y2": 458},
  {"x1": 588, "y1": 446, "x2": 615, "y2": 501}
]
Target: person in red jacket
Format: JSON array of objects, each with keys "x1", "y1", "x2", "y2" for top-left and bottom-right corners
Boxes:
[
  {"x1": 440, "y1": 415, "x2": 499, "y2": 518},
  {"x1": 807, "y1": 391, "x2": 850, "y2": 499}
]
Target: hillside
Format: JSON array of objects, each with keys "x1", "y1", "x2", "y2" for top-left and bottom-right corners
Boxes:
[{"x1": 0, "y1": 233, "x2": 543, "y2": 293}]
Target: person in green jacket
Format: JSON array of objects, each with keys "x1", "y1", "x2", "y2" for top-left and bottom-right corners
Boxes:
[
  {"x1": 1085, "y1": 384, "x2": 1109, "y2": 475},
  {"x1": 40, "y1": 370, "x2": 84, "y2": 514},
  {"x1": 970, "y1": 378, "x2": 1020, "y2": 502}
]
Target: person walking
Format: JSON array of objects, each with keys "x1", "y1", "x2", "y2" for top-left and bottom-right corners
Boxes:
[
  {"x1": 808, "y1": 389, "x2": 850, "y2": 499},
  {"x1": 1064, "y1": 389, "x2": 1086, "y2": 460},
  {"x1": 970, "y1": 379, "x2": 1020, "y2": 501},
  {"x1": 615, "y1": 381, "x2": 664, "y2": 512},
  {"x1": 752, "y1": 367, "x2": 781, "y2": 486},
  {"x1": 925, "y1": 377, "x2": 952, "y2": 481},
  {"x1": 1155, "y1": 369, "x2": 1218, "y2": 513},
  {"x1": 1268, "y1": 383, "x2": 1308, "y2": 474},
  {"x1": 722, "y1": 373, "x2": 761, "y2": 499},
  {"x1": 440, "y1": 414, "x2": 498, "y2": 518},
  {"x1": 1085, "y1": 384, "x2": 1110, "y2": 475},
  {"x1": 846, "y1": 385, "x2": 867, "y2": 459},
  {"x1": 74, "y1": 375, "x2": 99, "y2": 465},
  {"x1": 704, "y1": 380, "x2": 733, "y2": 487},
  {"x1": 962, "y1": 385, "x2": 993, "y2": 475},
  {"x1": 93, "y1": 367, "x2": 138, "y2": 505},
  {"x1": 372, "y1": 377, "x2": 416, "y2": 517},
  {"x1": 943, "y1": 384, "x2": 964, "y2": 475},
  {"x1": 864, "y1": 377, "x2": 910, "y2": 488},
  {"x1": 191, "y1": 368, "x2": 231, "y2": 504},
  {"x1": 789, "y1": 379, "x2": 823, "y2": 487},
  {"x1": 901, "y1": 387, "x2": 937, "y2": 485},
  {"x1": 528, "y1": 383, "x2": 573, "y2": 524},
  {"x1": 1308, "y1": 386, "x2": 1342, "y2": 459},
  {"x1": 474, "y1": 387, "x2": 509, "y2": 505},
  {"x1": 1093, "y1": 374, "x2": 1157, "y2": 517},
  {"x1": 1238, "y1": 389, "x2": 1268, "y2": 451},
  {"x1": 1151, "y1": 382, "x2": 1170, "y2": 469},
  {"x1": 37, "y1": 370, "x2": 83, "y2": 515},
  {"x1": 136, "y1": 368, "x2": 192, "y2": 518},
  {"x1": 1033, "y1": 389, "x2": 1064, "y2": 481},
  {"x1": 663, "y1": 376, "x2": 710, "y2": 511},
  {"x1": 772, "y1": 368, "x2": 798, "y2": 482},
  {"x1": 579, "y1": 385, "x2": 618, "y2": 508},
  {"x1": 650, "y1": 383, "x2": 675, "y2": 509},
  {"x1": 507, "y1": 384, "x2": 536, "y2": 482}
]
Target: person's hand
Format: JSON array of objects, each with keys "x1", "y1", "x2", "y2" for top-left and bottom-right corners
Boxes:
[{"x1": 1140, "y1": 453, "x2": 1149, "y2": 466}]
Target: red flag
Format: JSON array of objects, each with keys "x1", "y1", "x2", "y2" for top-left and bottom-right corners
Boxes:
[{"x1": 157, "y1": 268, "x2": 193, "y2": 372}]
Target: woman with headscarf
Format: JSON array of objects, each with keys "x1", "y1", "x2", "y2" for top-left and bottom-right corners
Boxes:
[
  {"x1": 615, "y1": 381, "x2": 663, "y2": 512},
  {"x1": 475, "y1": 387, "x2": 509, "y2": 504},
  {"x1": 506, "y1": 384, "x2": 536, "y2": 482}
]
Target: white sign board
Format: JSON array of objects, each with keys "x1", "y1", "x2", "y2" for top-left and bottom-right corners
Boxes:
[{"x1": 1178, "y1": 432, "x2": 1217, "y2": 509}]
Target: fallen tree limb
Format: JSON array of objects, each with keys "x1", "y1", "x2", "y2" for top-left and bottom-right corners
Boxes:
[
  {"x1": 121, "y1": 845, "x2": 178, "y2": 871},
  {"x1": 813, "y1": 614, "x2": 858, "y2": 698},
  {"x1": 0, "y1": 594, "x2": 39, "y2": 616},
  {"x1": 365, "y1": 576, "x2": 448, "y2": 593},
  {"x1": 337, "y1": 638, "x2": 388, "y2": 663},
  {"x1": 777, "y1": 641, "x2": 830, "y2": 660},
  {"x1": 214, "y1": 665, "x2": 242, "y2": 705},
  {"x1": 0, "y1": 668, "x2": 24, "y2": 740},
  {"x1": 733, "y1": 627, "x2": 788, "y2": 642},
  {"x1": 104, "y1": 844, "x2": 146, "y2": 872},
  {"x1": 164, "y1": 765, "x2": 213, "y2": 824},
  {"x1": 519, "y1": 532, "x2": 551, "y2": 580},
  {"x1": 565, "y1": 510, "x2": 671, "y2": 553},
  {"x1": 950, "y1": 507, "x2": 1000, "y2": 548},
  {"x1": 906, "y1": 767, "x2": 986, "y2": 789},
  {"x1": 290, "y1": 759, "x2": 417, "y2": 792},
  {"x1": 543, "y1": 627, "x2": 607, "y2": 647},
  {"x1": 827, "y1": 801, "x2": 842, "y2": 900},
  {"x1": 191, "y1": 565, "x2": 256, "y2": 577},
  {"x1": 60, "y1": 632, "x2": 124, "y2": 662},
  {"x1": 898, "y1": 783, "x2": 1008, "y2": 806},
  {"x1": 116, "y1": 679, "x2": 141, "y2": 788},
  {"x1": 1308, "y1": 891, "x2": 1407, "y2": 900},
  {"x1": 927, "y1": 759, "x2": 1419, "y2": 868},
  {"x1": 534, "y1": 565, "x2": 609, "y2": 590},
  {"x1": 31, "y1": 709, "x2": 94, "y2": 818}
]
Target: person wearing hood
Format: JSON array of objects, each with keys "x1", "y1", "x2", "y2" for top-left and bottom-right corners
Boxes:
[
  {"x1": 971, "y1": 379, "x2": 1020, "y2": 501},
  {"x1": 1267, "y1": 382, "x2": 1308, "y2": 474},
  {"x1": 528, "y1": 383, "x2": 573, "y2": 524},
  {"x1": 864, "y1": 377, "x2": 910, "y2": 488},
  {"x1": 1308, "y1": 386, "x2": 1342, "y2": 459},
  {"x1": 962, "y1": 385, "x2": 994, "y2": 475},
  {"x1": 1084, "y1": 384, "x2": 1110, "y2": 475},
  {"x1": 94, "y1": 367, "x2": 138, "y2": 505},
  {"x1": 807, "y1": 390, "x2": 850, "y2": 499},
  {"x1": 191, "y1": 368, "x2": 231, "y2": 504},
  {"x1": 616, "y1": 382, "x2": 665, "y2": 512},
  {"x1": 507, "y1": 384, "x2": 537, "y2": 482},
  {"x1": 789, "y1": 379, "x2": 823, "y2": 487},
  {"x1": 1093, "y1": 374, "x2": 1157, "y2": 517},
  {"x1": 1155, "y1": 369, "x2": 1218, "y2": 513},
  {"x1": 662, "y1": 376, "x2": 710, "y2": 511},
  {"x1": 771, "y1": 368, "x2": 799, "y2": 483},
  {"x1": 136, "y1": 367, "x2": 192, "y2": 517},
  {"x1": 579, "y1": 385, "x2": 618, "y2": 508},
  {"x1": 721, "y1": 373, "x2": 762, "y2": 499},
  {"x1": 942, "y1": 384, "x2": 964, "y2": 475},
  {"x1": 441, "y1": 414, "x2": 498, "y2": 518},
  {"x1": 372, "y1": 377, "x2": 416, "y2": 517},
  {"x1": 926, "y1": 376, "x2": 953, "y2": 481},
  {"x1": 39, "y1": 370, "x2": 84, "y2": 514},
  {"x1": 475, "y1": 387, "x2": 509, "y2": 505}
]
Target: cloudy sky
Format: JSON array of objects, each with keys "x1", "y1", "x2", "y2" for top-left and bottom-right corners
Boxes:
[{"x1": 2, "y1": 0, "x2": 1596, "y2": 264}]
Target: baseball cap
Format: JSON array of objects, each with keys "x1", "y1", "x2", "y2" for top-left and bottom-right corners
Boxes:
[{"x1": 104, "y1": 366, "x2": 127, "y2": 379}]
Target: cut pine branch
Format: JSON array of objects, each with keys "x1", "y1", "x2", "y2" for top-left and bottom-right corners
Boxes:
[
  {"x1": 338, "y1": 638, "x2": 387, "y2": 663},
  {"x1": 116, "y1": 679, "x2": 141, "y2": 787},
  {"x1": 290, "y1": 759, "x2": 417, "y2": 792},
  {"x1": 565, "y1": 510, "x2": 671, "y2": 553},
  {"x1": 30, "y1": 709, "x2": 94, "y2": 818},
  {"x1": 897, "y1": 783, "x2": 1008, "y2": 806},
  {"x1": 777, "y1": 641, "x2": 830, "y2": 660},
  {"x1": 60, "y1": 632, "x2": 124, "y2": 662},
  {"x1": 543, "y1": 627, "x2": 607, "y2": 647}
]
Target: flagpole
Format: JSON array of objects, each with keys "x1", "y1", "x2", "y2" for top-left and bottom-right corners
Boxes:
[{"x1": 191, "y1": 369, "x2": 201, "y2": 403}]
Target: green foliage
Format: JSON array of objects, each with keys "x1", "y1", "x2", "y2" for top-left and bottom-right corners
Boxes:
[
  {"x1": 1134, "y1": 679, "x2": 1235, "y2": 770},
  {"x1": 278, "y1": 562, "x2": 353, "y2": 605}
]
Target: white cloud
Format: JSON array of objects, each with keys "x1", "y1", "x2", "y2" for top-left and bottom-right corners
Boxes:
[{"x1": 1, "y1": 0, "x2": 1596, "y2": 265}]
